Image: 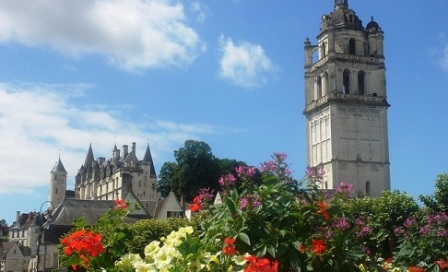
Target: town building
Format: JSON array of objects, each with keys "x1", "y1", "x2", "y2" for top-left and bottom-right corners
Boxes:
[
  {"x1": 7, "y1": 141, "x2": 183, "y2": 271},
  {"x1": 303, "y1": 0, "x2": 391, "y2": 196},
  {"x1": 0, "y1": 242, "x2": 31, "y2": 272}
]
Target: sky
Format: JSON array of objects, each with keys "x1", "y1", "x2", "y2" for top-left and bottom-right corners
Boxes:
[{"x1": 0, "y1": 0, "x2": 447, "y2": 225}]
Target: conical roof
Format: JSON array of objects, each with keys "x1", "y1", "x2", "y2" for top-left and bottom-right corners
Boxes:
[
  {"x1": 143, "y1": 143, "x2": 157, "y2": 178},
  {"x1": 84, "y1": 144, "x2": 95, "y2": 169},
  {"x1": 51, "y1": 157, "x2": 67, "y2": 173}
]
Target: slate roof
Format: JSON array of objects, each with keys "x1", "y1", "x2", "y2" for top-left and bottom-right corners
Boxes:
[
  {"x1": 43, "y1": 197, "x2": 151, "y2": 243},
  {"x1": 51, "y1": 157, "x2": 67, "y2": 174}
]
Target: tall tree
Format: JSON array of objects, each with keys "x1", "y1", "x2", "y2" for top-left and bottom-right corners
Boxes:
[
  {"x1": 158, "y1": 162, "x2": 178, "y2": 198},
  {"x1": 173, "y1": 140, "x2": 220, "y2": 202},
  {"x1": 157, "y1": 140, "x2": 220, "y2": 202},
  {"x1": 157, "y1": 140, "x2": 251, "y2": 201}
]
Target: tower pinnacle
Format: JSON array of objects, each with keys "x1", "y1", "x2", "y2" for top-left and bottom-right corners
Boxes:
[{"x1": 334, "y1": 0, "x2": 348, "y2": 10}]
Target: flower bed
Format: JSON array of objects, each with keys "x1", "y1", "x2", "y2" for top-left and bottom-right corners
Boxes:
[{"x1": 58, "y1": 154, "x2": 448, "y2": 272}]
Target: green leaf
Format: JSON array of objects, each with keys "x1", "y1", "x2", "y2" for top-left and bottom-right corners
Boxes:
[
  {"x1": 225, "y1": 197, "x2": 237, "y2": 215},
  {"x1": 238, "y1": 232, "x2": 251, "y2": 246}
]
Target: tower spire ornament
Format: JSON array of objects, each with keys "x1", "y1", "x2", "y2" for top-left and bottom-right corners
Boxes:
[
  {"x1": 334, "y1": 0, "x2": 348, "y2": 9},
  {"x1": 303, "y1": 2, "x2": 390, "y2": 197}
]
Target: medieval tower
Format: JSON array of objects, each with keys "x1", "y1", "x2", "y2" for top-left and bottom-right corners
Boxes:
[
  {"x1": 49, "y1": 157, "x2": 68, "y2": 209},
  {"x1": 303, "y1": 0, "x2": 390, "y2": 196}
]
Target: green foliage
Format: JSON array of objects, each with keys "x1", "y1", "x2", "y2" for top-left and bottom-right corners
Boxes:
[
  {"x1": 420, "y1": 173, "x2": 448, "y2": 213},
  {"x1": 59, "y1": 201, "x2": 136, "y2": 271},
  {"x1": 57, "y1": 154, "x2": 448, "y2": 271},
  {"x1": 157, "y1": 140, "x2": 250, "y2": 202},
  {"x1": 127, "y1": 217, "x2": 192, "y2": 254},
  {"x1": 347, "y1": 190, "x2": 419, "y2": 258},
  {"x1": 158, "y1": 162, "x2": 177, "y2": 198},
  {"x1": 198, "y1": 154, "x2": 369, "y2": 271}
]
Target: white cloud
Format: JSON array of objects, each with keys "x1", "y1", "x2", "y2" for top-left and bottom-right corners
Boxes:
[
  {"x1": 0, "y1": 0, "x2": 204, "y2": 71},
  {"x1": 441, "y1": 43, "x2": 448, "y2": 72},
  {"x1": 218, "y1": 35, "x2": 277, "y2": 88},
  {"x1": 0, "y1": 82, "x2": 224, "y2": 195},
  {"x1": 430, "y1": 33, "x2": 448, "y2": 73},
  {"x1": 190, "y1": 1, "x2": 208, "y2": 23}
]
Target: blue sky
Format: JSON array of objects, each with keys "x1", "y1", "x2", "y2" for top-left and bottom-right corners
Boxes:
[{"x1": 0, "y1": 0, "x2": 447, "y2": 225}]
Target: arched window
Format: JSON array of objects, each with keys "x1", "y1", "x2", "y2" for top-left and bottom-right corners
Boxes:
[
  {"x1": 343, "y1": 69, "x2": 350, "y2": 94},
  {"x1": 358, "y1": 71, "x2": 366, "y2": 95},
  {"x1": 317, "y1": 76, "x2": 322, "y2": 98},
  {"x1": 321, "y1": 42, "x2": 326, "y2": 57},
  {"x1": 366, "y1": 181, "x2": 371, "y2": 196},
  {"x1": 322, "y1": 72, "x2": 329, "y2": 96},
  {"x1": 349, "y1": 38, "x2": 356, "y2": 55}
]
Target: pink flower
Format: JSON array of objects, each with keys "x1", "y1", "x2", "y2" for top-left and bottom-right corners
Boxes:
[
  {"x1": 219, "y1": 174, "x2": 236, "y2": 187},
  {"x1": 239, "y1": 197, "x2": 249, "y2": 210},
  {"x1": 333, "y1": 217, "x2": 350, "y2": 231},
  {"x1": 198, "y1": 188, "x2": 214, "y2": 203},
  {"x1": 239, "y1": 195, "x2": 261, "y2": 210},
  {"x1": 336, "y1": 182, "x2": 354, "y2": 196},
  {"x1": 306, "y1": 167, "x2": 324, "y2": 179},
  {"x1": 236, "y1": 166, "x2": 257, "y2": 178}
]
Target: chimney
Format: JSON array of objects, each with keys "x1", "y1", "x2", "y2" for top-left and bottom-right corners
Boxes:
[
  {"x1": 16, "y1": 211, "x2": 20, "y2": 223},
  {"x1": 123, "y1": 145, "x2": 128, "y2": 158},
  {"x1": 132, "y1": 142, "x2": 136, "y2": 153}
]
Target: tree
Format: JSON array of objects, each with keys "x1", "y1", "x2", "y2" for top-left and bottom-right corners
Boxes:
[
  {"x1": 157, "y1": 141, "x2": 251, "y2": 202},
  {"x1": 419, "y1": 173, "x2": 448, "y2": 212},
  {"x1": 158, "y1": 140, "x2": 221, "y2": 202},
  {"x1": 158, "y1": 162, "x2": 178, "y2": 198},
  {"x1": 347, "y1": 190, "x2": 419, "y2": 258}
]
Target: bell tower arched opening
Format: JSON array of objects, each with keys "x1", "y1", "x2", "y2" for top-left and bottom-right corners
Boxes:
[
  {"x1": 349, "y1": 38, "x2": 356, "y2": 55},
  {"x1": 358, "y1": 71, "x2": 366, "y2": 95},
  {"x1": 343, "y1": 69, "x2": 350, "y2": 94}
]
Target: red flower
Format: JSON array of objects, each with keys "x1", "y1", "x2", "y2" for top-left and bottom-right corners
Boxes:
[
  {"x1": 189, "y1": 196, "x2": 203, "y2": 212},
  {"x1": 298, "y1": 244, "x2": 306, "y2": 253},
  {"x1": 223, "y1": 237, "x2": 237, "y2": 255},
  {"x1": 189, "y1": 203, "x2": 201, "y2": 212},
  {"x1": 224, "y1": 237, "x2": 235, "y2": 245},
  {"x1": 436, "y1": 259, "x2": 448, "y2": 270},
  {"x1": 114, "y1": 199, "x2": 128, "y2": 210},
  {"x1": 407, "y1": 267, "x2": 425, "y2": 272},
  {"x1": 244, "y1": 256, "x2": 279, "y2": 272},
  {"x1": 61, "y1": 229, "x2": 105, "y2": 270},
  {"x1": 310, "y1": 239, "x2": 326, "y2": 255},
  {"x1": 317, "y1": 201, "x2": 330, "y2": 220}
]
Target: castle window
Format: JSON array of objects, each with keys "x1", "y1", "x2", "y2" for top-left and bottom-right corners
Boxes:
[
  {"x1": 349, "y1": 38, "x2": 356, "y2": 55},
  {"x1": 320, "y1": 42, "x2": 326, "y2": 58},
  {"x1": 343, "y1": 69, "x2": 350, "y2": 94},
  {"x1": 366, "y1": 181, "x2": 371, "y2": 196},
  {"x1": 55, "y1": 188, "x2": 58, "y2": 195},
  {"x1": 167, "y1": 211, "x2": 183, "y2": 218},
  {"x1": 358, "y1": 71, "x2": 366, "y2": 95},
  {"x1": 323, "y1": 71, "x2": 329, "y2": 96},
  {"x1": 316, "y1": 76, "x2": 322, "y2": 98}
]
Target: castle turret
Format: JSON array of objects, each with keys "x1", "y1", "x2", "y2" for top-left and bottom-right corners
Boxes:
[{"x1": 49, "y1": 157, "x2": 67, "y2": 209}]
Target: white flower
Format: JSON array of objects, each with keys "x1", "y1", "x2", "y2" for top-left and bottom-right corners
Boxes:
[
  {"x1": 144, "y1": 241, "x2": 161, "y2": 258},
  {"x1": 116, "y1": 253, "x2": 142, "y2": 266},
  {"x1": 132, "y1": 259, "x2": 157, "y2": 272}
]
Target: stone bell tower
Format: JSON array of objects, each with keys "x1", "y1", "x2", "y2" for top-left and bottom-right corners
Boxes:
[{"x1": 303, "y1": 0, "x2": 390, "y2": 196}]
